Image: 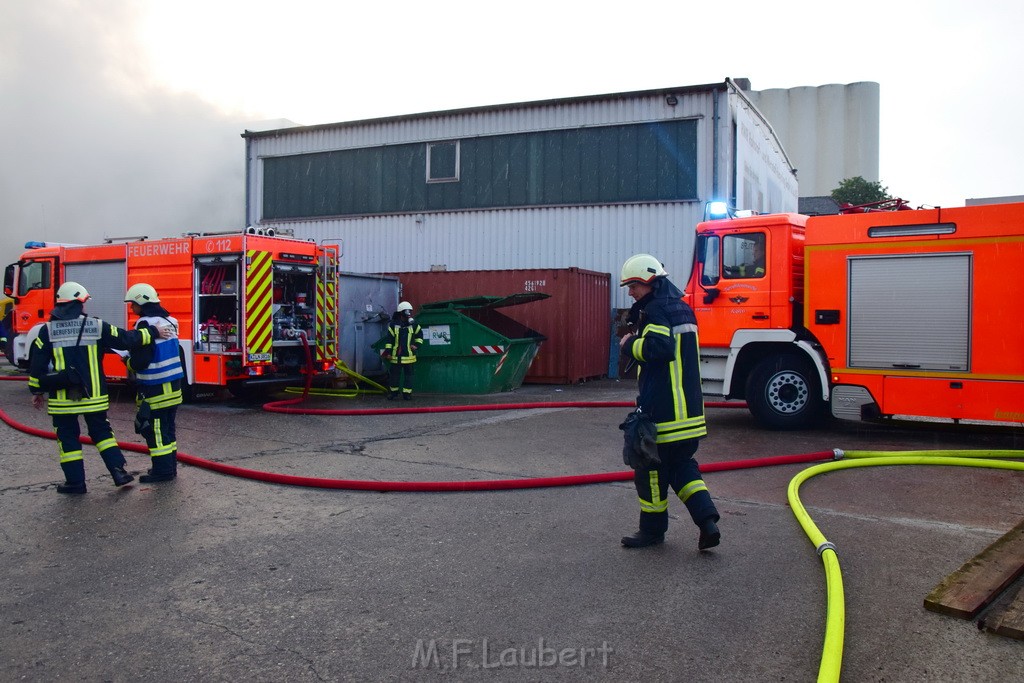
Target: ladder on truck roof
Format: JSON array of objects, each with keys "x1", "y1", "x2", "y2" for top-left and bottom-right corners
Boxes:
[{"x1": 838, "y1": 198, "x2": 912, "y2": 213}]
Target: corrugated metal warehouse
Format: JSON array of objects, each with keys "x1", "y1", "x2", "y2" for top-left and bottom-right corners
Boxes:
[
  {"x1": 242, "y1": 78, "x2": 802, "y2": 381},
  {"x1": 243, "y1": 78, "x2": 798, "y2": 311}
]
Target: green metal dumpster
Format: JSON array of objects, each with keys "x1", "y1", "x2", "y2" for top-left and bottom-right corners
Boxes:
[{"x1": 382, "y1": 294, "x2": 549, "y2": 394}]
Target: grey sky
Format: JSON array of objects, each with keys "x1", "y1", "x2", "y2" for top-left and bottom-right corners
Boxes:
[{"x1": 2, "y1": 0, "x2": 1022, "y2": 266}]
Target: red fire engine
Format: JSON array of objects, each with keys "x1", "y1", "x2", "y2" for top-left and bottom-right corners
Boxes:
[
  {"x1": 4, "y1": 229, "x2": 341, "y2": 398},
  {"x1": 688, "y1": 203, "x2": 1024, "y2": 429}
]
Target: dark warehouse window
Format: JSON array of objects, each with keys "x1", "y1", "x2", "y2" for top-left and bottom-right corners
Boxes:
[{"x1": 262, "y1": 118, "x2": 698, "y2": 219}]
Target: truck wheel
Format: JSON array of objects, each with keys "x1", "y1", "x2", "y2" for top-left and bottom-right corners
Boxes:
[{"x1": 746, "y1": 354, "x2": 826, "y2": 430}]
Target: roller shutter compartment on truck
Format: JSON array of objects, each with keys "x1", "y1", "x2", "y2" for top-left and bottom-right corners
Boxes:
[
  {"x1": 847, "y1": 253, "x2": 970, "y2": 371},
  {"x1": 64, "y1": 261, "x2": 128, "y2": 329}
]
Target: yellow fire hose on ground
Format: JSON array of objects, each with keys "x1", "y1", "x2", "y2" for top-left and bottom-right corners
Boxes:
[
  {"x1": 284, "y1": 360, "x2": 389, "y2": 398},
  {"x1": 788, "y1": 449, "x2": 1024, "y2": 682}
]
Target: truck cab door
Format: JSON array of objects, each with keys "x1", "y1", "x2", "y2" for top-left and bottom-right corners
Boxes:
[
  {"x1": 693, "y1": 232, "x2": 772, "y2": 346},
  {"x1": 9, "y1": 257, "x2": 56, "y2": 335}
]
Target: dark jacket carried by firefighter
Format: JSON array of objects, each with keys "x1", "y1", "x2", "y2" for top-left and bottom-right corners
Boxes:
[
  {"x1": 383, "y1": 313, "x2": 423, "y2": 365},
  {"x1": 623, "y1": 276, "x2": 707, "y2": 444},
  {"x1": 28, "y1": 301, "x2": 156, "y2": 415}
]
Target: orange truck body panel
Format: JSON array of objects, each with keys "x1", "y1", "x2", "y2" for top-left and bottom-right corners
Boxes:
[
  {"x1": 690, "y1": 203, "x2": 1024, "y2": 427},
  {"x1": 5, "y1": 232, "x2": 341, "y2": 396}
]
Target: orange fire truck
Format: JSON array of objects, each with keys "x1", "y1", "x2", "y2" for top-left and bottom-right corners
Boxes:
[
  {"x1": 688, "y1": 202, "x2": 1024, "y2": 429},
  {"x1": 3, "y1": 229, "x2": 341, "y2": 398}
]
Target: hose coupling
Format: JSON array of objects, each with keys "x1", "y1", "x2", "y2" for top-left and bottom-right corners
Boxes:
[
  {"x1": 816, "y1": 541, "x2": 837, "y2": 557},
  {"x1": 832, "y1": 448, "x2": 845, "y2": 460}
]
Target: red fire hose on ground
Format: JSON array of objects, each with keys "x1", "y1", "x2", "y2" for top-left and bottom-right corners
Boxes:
[
  {"x1": 9, "y1": 375, "x2": 1019, "y2": 681},
  {"x1": 1, "y1": 373, "x2": 834, "y2": 490}
]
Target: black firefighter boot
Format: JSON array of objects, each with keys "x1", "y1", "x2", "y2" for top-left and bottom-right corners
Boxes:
[
  {"x1": 140, "y1": 453, "x2": 177, "y2": 483},
  {"x1": 698, "y1": 517, "x2": 721, "y2": 551},
  {"x1": 99, "y1": 448, "x2": 135, "y2": 487},
  {"x1": 57, "y1": 460, "x2": 87, "y2": 494},
  {"x1": 621, "y1": 513, "x2": 666, "y2": 548},
  {"x1": 111, "y1": 467, "x2": 135, "y2": 487},
  {"x1": 621, "y1": 530, "x2": 665, "y2": 548},
  {"x1": 684, "y1": 490, "x2": 721, "y2": 551}
]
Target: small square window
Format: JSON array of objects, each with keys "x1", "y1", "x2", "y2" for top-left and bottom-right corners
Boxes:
[{"x1": 426, "y1": 141, "x2": 459, "y2": 183}]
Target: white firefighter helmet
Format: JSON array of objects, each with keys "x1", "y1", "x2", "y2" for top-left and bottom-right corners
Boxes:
[
  {"x1": 56, "y1": 282, "x2": 90, "y2": 303},
  {"x1": 397, "y1": 301, "x2": 413, "y2": 313},
  {"x1": 124, "y1": 283, "x2": 160, "y2": 305},
  {"x1": 620, "y1": 254, "x2": 667, "y2": 286}
]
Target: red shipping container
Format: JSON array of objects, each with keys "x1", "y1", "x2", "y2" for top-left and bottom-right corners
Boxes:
[{"x1": 386, "y1": 268, "x2": 610, "y2": 384}]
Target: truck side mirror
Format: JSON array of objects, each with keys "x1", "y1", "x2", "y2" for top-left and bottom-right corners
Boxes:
[
  {"x1": 703, "y1": 288, "x2": 720, "y2": 304},
  {"x1": 3, "y1": 263, "x2": 15, "y2": 298}
]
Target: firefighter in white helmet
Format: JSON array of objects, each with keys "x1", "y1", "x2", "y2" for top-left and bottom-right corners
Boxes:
[
  {"x1": 27, "y1": 281, "x2": 171, "y2": 494},
  {"x1": 381, "y1": 301, "x2": 423, "y2": 400},
  {"x1": 617, "y1": 255, "x2": 721, "y2": 551},
  {"x1": 124, "y1": 283, "x2": 184, "y2": 483}
]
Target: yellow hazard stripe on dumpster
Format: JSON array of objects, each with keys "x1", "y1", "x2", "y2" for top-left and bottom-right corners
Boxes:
[{"x1": 245, "y1": 250, "x2": 273, "y2": 361}]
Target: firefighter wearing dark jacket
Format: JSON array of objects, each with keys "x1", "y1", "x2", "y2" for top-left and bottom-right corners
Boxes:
[
  {"x1": 618, "y1": 254, "x2": 721, "y2": 550},
  {"x1": 28, "y1": 282, "x2": 166, "y2": 494},
  {"x1": 382, "y1": 301, "x2": 423, "y2": 400},
  {"x1": 124, "y1": 283, "x2": 184, "y2": 483}
]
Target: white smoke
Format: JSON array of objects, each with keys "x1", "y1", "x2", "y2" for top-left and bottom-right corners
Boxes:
[{"x1": 0, "y1": 0, "x2": 247, "y2": 269}]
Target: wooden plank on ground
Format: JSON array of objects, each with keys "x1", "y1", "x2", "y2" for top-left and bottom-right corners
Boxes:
[
  {"x1": 979, "y1": 582, "x2": 1024, "y2": 640},
  {"x1": 923, "y1": 519, "x2": 1024, "y2": 619}
]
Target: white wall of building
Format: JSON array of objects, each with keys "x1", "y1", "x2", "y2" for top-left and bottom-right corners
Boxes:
[
  {"x1": 261, "y1": 203, "x2": 706, "y2": 310},
  {"x1": 731, "y1": 90, "x2": 799, "y2": 214}
]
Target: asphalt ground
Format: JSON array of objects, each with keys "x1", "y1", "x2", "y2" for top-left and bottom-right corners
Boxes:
[{"x1": 1, "y1": 376, "x2": 1023, "y2": 682}]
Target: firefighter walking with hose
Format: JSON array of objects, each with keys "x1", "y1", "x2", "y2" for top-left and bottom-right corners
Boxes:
[{"x1": 618, "y1": 254, "x2": 721, "y2": 550}]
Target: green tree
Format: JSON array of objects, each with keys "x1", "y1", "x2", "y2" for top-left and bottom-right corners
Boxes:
[{"x1": 831, "y1": 176, "x2": 891, "y2": 206}]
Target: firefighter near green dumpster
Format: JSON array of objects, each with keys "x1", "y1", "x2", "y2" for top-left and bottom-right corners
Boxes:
[
  {"x1": 398, "y1": 294, "x2": 548, "y2": 394},
  {"x1": 380, "y1": 301, "x2": 423, "y2": 401}
]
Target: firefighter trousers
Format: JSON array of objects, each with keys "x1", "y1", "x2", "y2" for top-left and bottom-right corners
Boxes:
[
  {"x1": 52, "y1": 411, "x2": 127, "y2": 485},
  {"x1": 633, "y1": 439, "x2": 719, "y2": 535},
  {"x1": 139, "y1": 405, "x2": 178, "y2": 475},
  {"x1": 388, "y1": 362, "x2": 415, "y2": 396}
]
